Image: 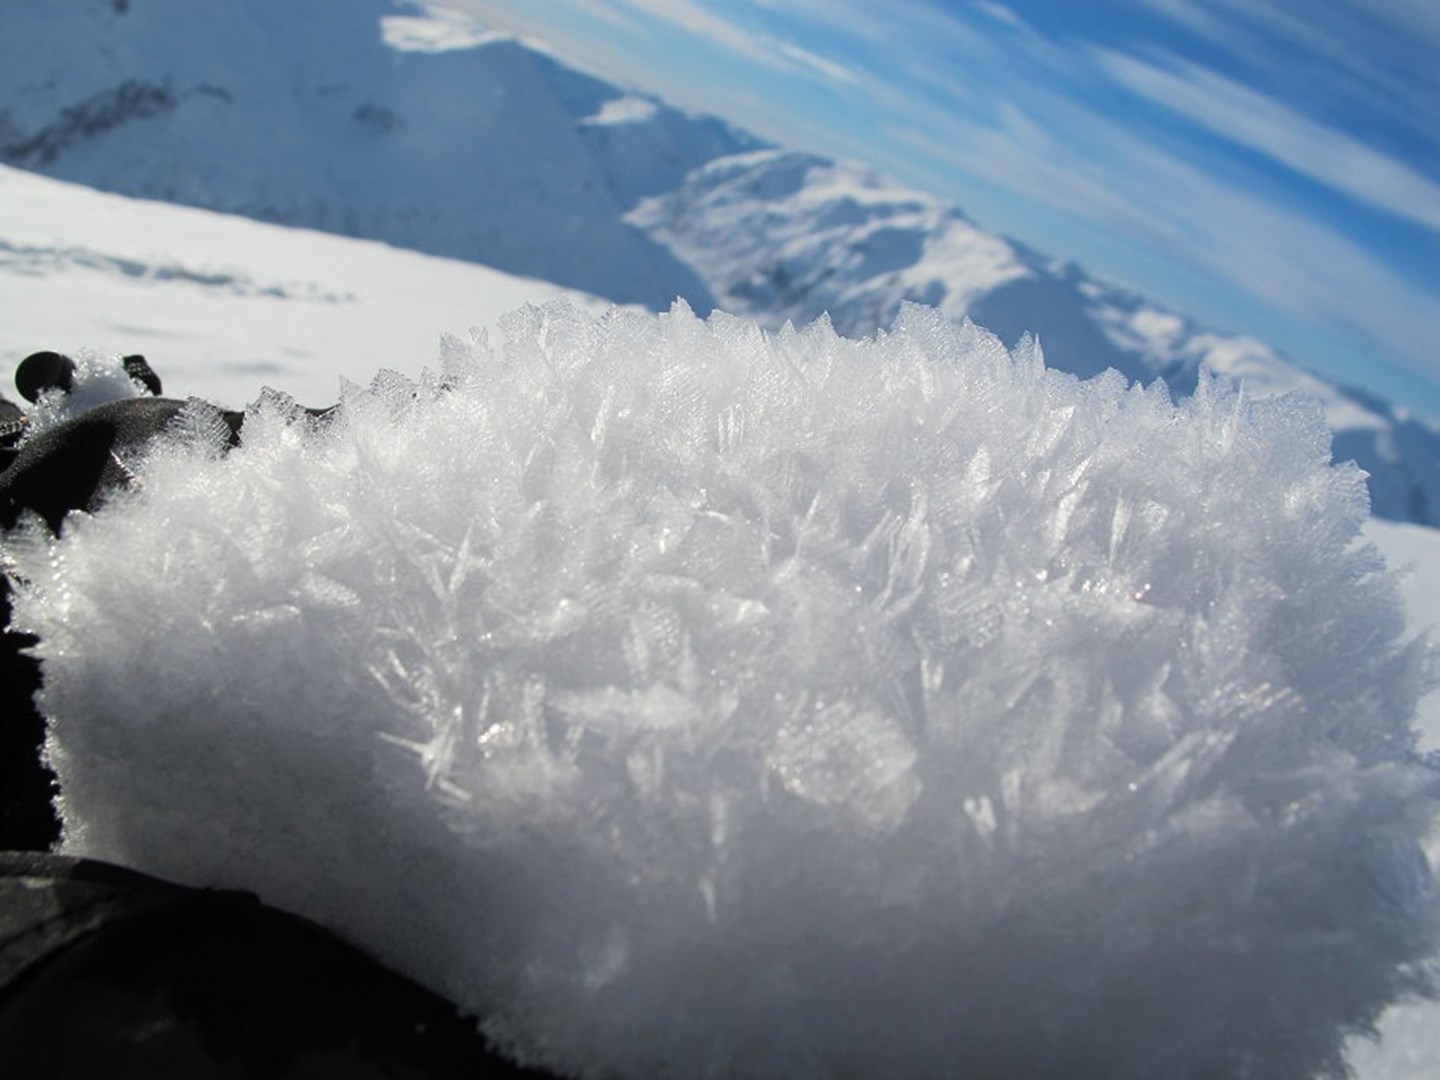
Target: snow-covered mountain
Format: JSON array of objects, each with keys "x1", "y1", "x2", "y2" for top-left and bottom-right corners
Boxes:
[
  {"x1": 630, "y1": 148, "x2": 1440, "y2": 525},
  {"x1": 0, "y1": 0, "x2": 722, "y2": 309},
  {"x1": 3, "y1": 0, "x2": 1437, "y2": 526}
]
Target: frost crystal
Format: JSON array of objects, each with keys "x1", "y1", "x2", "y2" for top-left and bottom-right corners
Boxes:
[
  {"x1": 9, "y1": 301, "x2": 1439, "y2": 1078},
  {"x1": 21, "y1": 351, "x2": 149, "y2": 438}
]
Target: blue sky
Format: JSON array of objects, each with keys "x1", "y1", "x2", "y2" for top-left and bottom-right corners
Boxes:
[{"x1": 447, "y1": 0, "x2": 1440, "y2": 420}]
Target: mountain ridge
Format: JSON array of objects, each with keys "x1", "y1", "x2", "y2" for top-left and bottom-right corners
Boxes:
[{"x1": 3, "y1": 0, "x2": 1436, "y2": 524}]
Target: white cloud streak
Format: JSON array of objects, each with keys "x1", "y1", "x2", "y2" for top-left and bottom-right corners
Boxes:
[
  {"x1": 773, "y1": 40, "x2": 862, "y2": 86},
  {"x1": 1129, "y1": 0, "x2": 1440, "y2": 134},
  {"x1": 1099, "y1": 49, "x2": 1440, "y2": 231},
  {"x1": 895, "y1": 91, "x2": 1439, "y2": 381},
  {"x1": 576, "y1": 0, "x2": 862, "y2": 88},
  {"x1": 596, "y1": 0, "x2": 787, "y2": 68}
]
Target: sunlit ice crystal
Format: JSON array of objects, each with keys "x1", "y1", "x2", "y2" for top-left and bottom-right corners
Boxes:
[{"x1": 9, "y1": 300, "x2": 1439, "y2": 1079}]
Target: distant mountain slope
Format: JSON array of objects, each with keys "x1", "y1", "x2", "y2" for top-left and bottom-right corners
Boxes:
[
  {"x1": 628, "y1": 147, "x2": 1440, "y2": 525},
  {"x1": 2, "y1": 0, "x2": 1436, "y2": 525},
  {"x1": 0, "y1": 0, "x2": 723, "y2": 309}
]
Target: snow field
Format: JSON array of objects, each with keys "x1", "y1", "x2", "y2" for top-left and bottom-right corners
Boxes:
[
  {"x1": 7, "y1": 301, "x2": 1440, "y2": 1078},
  {"x1": 0, "y1": 163, "x2": 600, "y2": 411}
]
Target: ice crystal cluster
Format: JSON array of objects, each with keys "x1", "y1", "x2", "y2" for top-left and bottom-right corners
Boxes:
[
  {"x1": 9, "y1": 302, "x2": 1439, "y2": 1078},
  {"x1": 22, "y1": 351, "x2": 149, "y2": 435}
]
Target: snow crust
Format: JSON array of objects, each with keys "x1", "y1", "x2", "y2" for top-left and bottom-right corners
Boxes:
[{"x1": 9, "y1": 302, "x2": 1440, "y2": 1078}]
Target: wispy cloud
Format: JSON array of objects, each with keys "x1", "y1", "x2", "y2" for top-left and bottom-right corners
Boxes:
[
  {"x1": 973, "y1": 1, "x2": 1029, "y2": 34},
  {"x1": 1098, "y1": 50, "x2": 1440, "y2": 231},
  {"x1": 1126, "y1": 0, "x2": 1256, "y2": 53},
  {"x1": 583, "y1": 0, "x2": 861, "y2": 89},
  {"x1": 1131, "y1": 0, "x2": 1440, "y2": 134},
  {"x1": 906, "y1": 94, "x2": 1437, "y2": 379},
  {"x1": 593, "y1": 0, "x2": 786, "y2": 68},
  {"x1": 558, "y1": 0, "x2": 647, "y2": 36},
  {"x1": 772, "y1": 40, "x2": 862, "y2": 87},
  {"x1": 1370, "y1": 0, "x2": 1440, "y2": 45},
  {"x1": 888, "y1": 114, "x2": 1168, "y2": 250}
]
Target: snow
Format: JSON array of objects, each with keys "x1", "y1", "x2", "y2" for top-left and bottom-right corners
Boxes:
[
  {"x1": 1193, "y1": 332, "x2": 1389, "y2": 435},
  {"x1": 21, "y1": 353, "x2": 151, "y2": 437},
  {"x1": 0, "y1": 164, "x2": 600, "y2": 409},
  {"x1": 581, "y1": 96, "x2": 662, "y2": 127},
  {"x1": 381, "y1": 3, "x2": 511, "y2": 53},
  {"x1": 0, "y1": 0, "x2": 708, "y2": 309},
  {"x1": 8, "y1": 301, "x2": 1439, "y2": 1079},
  {"x1": 629, "y1": 149, "x2": 1032, "y2": 342},
  {"x1": 1366, "y1": 520, "x2": 1440, "y2": 752}
]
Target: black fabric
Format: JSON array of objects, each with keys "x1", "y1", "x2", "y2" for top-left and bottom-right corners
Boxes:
[
  {"x1": 0, "y1": 852, "x2": 180, "y2": 989},
  {"x1": 15, "y1": 353, "x2": 77, "y2": 405},
  {"x1": 0, "y1": 398, "x2": 201, "y2": 849},
  {"x1": 0, "y1": 853, "x2": 548, "y2": 1079},
  {"x1": 0, "y1": 397, "x2": 234, "y2": 531},
  {"x1": 0, "y1": 396, "x2": 23, "y2": 475},
  {"x1": 0, "y1": 577, "x2": 56, "y2": 851}
]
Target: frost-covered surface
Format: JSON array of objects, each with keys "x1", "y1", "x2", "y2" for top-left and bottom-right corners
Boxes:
[{"x1": 9, "y1": 302, "x2": 1440, "y2": 1078}]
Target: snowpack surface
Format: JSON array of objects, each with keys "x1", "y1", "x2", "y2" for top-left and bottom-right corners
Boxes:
[
  {"x1": 9, "y1": 302, "x2": 1439, "y2": 1078},
  {"x1": 0, "y1": 163, "x2": 597, "y2": 409}
]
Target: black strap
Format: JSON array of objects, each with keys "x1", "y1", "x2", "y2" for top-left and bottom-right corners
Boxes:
[{"x1": 121, "y1": 354, "x2": 163, "y2": 396}]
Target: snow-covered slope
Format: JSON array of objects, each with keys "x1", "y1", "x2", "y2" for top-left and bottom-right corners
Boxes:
[
  {"x1": 0, "y1": 164, "x2": 603, "y2": 408},
  {"x1": 0, "y1": 0, "x2": 719, "y2": 309},
  {"x1": 3, "y1": 0, "x2": 1438, "y2": 527}
]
